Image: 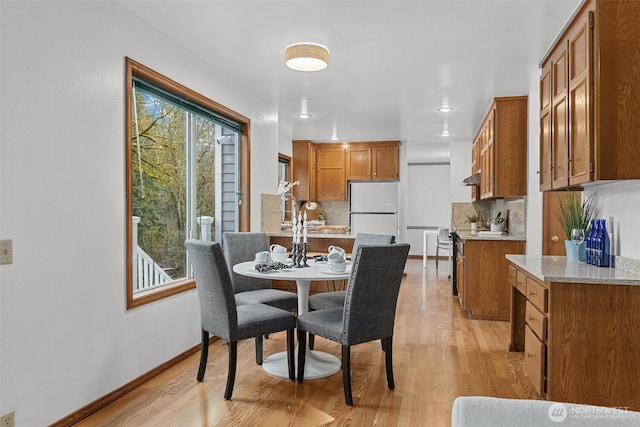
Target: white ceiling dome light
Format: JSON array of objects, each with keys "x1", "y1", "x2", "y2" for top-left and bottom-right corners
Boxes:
[{"x1": 285, "y1": 43, "x2": 329, "y2": 72}]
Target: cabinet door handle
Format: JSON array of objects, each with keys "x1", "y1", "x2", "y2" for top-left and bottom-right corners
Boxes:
[
  {"x1": 527, "y1": 353, "x2": 536, "y2": 359},
  {"x1": 551, "y1": 235, "x2": 559, "y2": 242},
  {"x1": 529, "y1": 292, "x2": 536, "y2": 297},
  {"x1": 528, "y1": 317, "x2": 536, "y2": 322}
]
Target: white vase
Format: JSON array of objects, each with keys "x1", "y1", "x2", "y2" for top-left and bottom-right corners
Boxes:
[
  {"x1": 490, "y1": 222, "x2": 503, "y2": 232},
  {"x1": 470, "y1": 222, "x2": 478, "y2": 234}
]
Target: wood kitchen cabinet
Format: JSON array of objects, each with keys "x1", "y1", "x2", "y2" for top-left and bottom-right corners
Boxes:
[
  {"x1": 473, "y1": 96, "x2": 527, "y2": 200},
  {"x1": 292, "y1": 140, "x2": 317, "y2": 201},
  {"x1": 509, "y1": 258, "x2": 640, "y2": 410},
  {"x1": 346, "y1": 141, "x2": 399, "y2": 181},
  {"x1": 539, "y1": 0, "x2": 640, "y2": 191},
  {"x1": 457, "y1": 237, "x2": 525, "y2": 321},
  {"x1": 316, "y1": 145, "x2": 347, "y2": 201},
  {"x1": 294, "y1": 140, "x2": 400, "y2": 202}
]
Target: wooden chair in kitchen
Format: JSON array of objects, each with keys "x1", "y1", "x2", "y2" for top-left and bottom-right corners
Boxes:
[
  {"x1": 185, "y1": 240, "x2": 295, "y2": 400},
  {"x1": 296, "y1": 243, "x2": 410, "y2": 405}
]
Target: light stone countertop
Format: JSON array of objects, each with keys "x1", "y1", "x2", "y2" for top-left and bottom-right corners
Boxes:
[
  {"x1": 267, "y1": 231, "x2": 355, "y2": 240},
  {"x1": 506, "y1": 254, "x2": 640, "y2": 285},
  {"x1": 455, "y1": 230, "x2": 526, "y2": 241}
]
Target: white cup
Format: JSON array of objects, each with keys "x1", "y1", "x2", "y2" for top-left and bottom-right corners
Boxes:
[
  {"x1": 328, "y1": 245, "x2": 346, "y2": 261},
  {"x1": 327, "y1": 259, "x2": 347, "y2": 273},
  {"x1": 254, "y1": 251, "x2": 271, "y2": 264},
  {"x1": 270, "y1": 244, "x2": 287, "y2": 253},
  {"x1": 271, "y1": 251, "x2": 288, "y2": 263},
  {"x1": 327, "y1": 251, "x2": 346, "y2": 262}
]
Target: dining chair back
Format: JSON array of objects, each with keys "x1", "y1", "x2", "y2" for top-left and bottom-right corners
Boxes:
[
  {"x1": 436, "y1": 227, "x2": 453, "y2": 274},
  {"x1": 222, "y1": 232, "x2": 297, "y2": 311},
  {"x1": 309, "y1": 232, "x2": 395, "y2": 312},
  {"x1": 296, "y1": 243, "x2": 410, "y2": 405},
  {"x1": 185, "y1": 239, "x2": 295, "y2": 400}
]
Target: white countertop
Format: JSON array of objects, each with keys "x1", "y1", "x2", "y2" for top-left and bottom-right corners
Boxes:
[
  {"x1": 506, "y1": 254, "x2": 640, "y2": 285},
  {"x1": 455, "y1": 230, "x2": 526, "y2": 241},
  {"x1": 267, "y1": 231, "x2": 355, "y2": 239}
]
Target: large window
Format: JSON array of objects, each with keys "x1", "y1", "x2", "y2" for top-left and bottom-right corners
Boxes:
[{"x1": 125, "y1": 58, "x2": 251, "y2": 309}]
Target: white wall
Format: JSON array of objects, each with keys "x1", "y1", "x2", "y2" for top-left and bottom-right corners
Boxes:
[
  {"x1": 0, "y1": 2, "x2": 278, "y2": 425},
  {"x1": 450, "y1": 140, "x2": 472, "y2": 203},
  {"x1": 526, "y1": 68, "x2": 543, "y2": 256}
]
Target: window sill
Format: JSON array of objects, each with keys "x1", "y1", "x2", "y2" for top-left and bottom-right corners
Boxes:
[{"x1": 127, "y1": 278, "x2": 196, "y2": 309}]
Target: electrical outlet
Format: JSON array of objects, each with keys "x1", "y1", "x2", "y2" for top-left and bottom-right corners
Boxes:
[
  {"x1": 0, "y1": 410, "x2": 15, "y2": 427},
  {"x1": 0, "y1": 240, "x2": 13, "y2": 265}
]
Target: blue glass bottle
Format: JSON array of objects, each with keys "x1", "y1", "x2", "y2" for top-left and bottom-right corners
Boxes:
[
  {"x1": 593, "y1": 220, "x2": 603, "y2": 266},
  {"x1": 585, "y1": 219, "x2": 596, "y2": 264},
  {"x1": 599, "y1": 220, "x2": 610, "y2": 267}
]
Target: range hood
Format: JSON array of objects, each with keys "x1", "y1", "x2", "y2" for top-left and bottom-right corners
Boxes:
[{"x1": 462, "y1": 172, "x2": 481, "y2": 186}]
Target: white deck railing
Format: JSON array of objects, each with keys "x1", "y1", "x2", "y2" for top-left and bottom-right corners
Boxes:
[{"x1": 134, "y1": 245, "x2": 172, "y2": 291}]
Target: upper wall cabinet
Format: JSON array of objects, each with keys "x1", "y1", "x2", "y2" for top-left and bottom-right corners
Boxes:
[
  {"x1": 292, "y1": 140, "x2": 317, "y2": 201},
  {"x1": 293, "y1": 140, "x2": 400, "y2": 202},
  {"x1": 473, "y1": 96, "x2": 528, "y2": 200},
  {"x1": 539, "y1": 0, "x2": 640, "y2": 191},
  {"x1": 316, "y1": 145, "x2": 347, "y2": 201},
  {"x1": 346, "y1": 142, "x2": 399, "y2": 181}
]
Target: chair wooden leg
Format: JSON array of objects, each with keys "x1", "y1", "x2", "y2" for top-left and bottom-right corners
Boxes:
[
  {"x1": 255, "y1": 335, "x2": 263, "y2": 365},
  {"x1": 224, "y1": 341, "x2": 238, "y2": 400},
  {"x1": 297, "y1": 329, "x2": 307, "y2": 382},
  {"x1": 342, "y1": 345, "x2": 353, "y2": 406},
  {"x1": 286, "y1": 328, "x2": 295, "y2": 381},
  {"x1": 382, "y1": 337, "x2": 395, "y2": 390},
  {"x1": 196, "y1": 329, "x2": 209, "y2": 381},
  {"x1": 309, "y1": 333, "x2": 315, "y2": 350}
]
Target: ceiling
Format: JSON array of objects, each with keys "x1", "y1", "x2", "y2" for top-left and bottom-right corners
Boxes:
[{"x1": 119, "y1": 0, "x2": 581, "y2": 147}]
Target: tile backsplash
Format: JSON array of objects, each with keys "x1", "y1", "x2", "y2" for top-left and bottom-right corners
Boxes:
[{"x1": 452, "y1": 197, "x2": 526, "y2": 234}]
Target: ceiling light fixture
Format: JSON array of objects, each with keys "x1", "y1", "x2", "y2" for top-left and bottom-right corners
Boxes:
[
  {"x1": 436, "y1": 106, "x2": 455, "y2": 113},
  {"x1": 285, "y1": 43, "x2": 329, "y2": 72},
  {"x1": 296, "y1": 99, "x2": 312, "y2": 118},
  {"x1": 330, "y1": 123, "x2": 339, "y2": 141},
  {"x1": 441, "y1": 120, "x2": 451, "y2": 137}
]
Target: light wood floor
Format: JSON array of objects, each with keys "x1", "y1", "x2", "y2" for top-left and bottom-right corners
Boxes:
[{"x1": 76, "y1": 259, "x2": 535, "y2": 426}]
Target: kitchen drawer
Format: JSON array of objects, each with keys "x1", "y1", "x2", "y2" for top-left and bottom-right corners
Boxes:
[
  {"x1": 514, "y1": 269, "x2": 527, "y2": 296},
  {"x1": 526, "y1": 277, "x2": 548, "y2": 313},
  {"x1": 525, "y1": 301, "x2": 547, "y2": 341},
  {"x1": 525, "y1": 324, "x2": 546, "y2": 397},
  {"x1": 508, "y1": 265, "x2": 516, "y2": 287}
]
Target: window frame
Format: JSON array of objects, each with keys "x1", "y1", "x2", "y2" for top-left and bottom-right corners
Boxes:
[{"x1": 125, "y1": 57, "x2": 251, "y2": 309}]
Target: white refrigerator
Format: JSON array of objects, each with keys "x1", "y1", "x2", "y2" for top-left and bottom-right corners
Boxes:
[{"x1": 349, "y1": 181, "x2": 399, "y2": 239}]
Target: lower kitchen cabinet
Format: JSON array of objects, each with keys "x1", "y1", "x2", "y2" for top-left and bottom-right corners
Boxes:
[
  {"x1": 508, "y1": 258, "x2": 640, "y2": 411},
  {"x1": 457, "y1": 237, "x2": 525, "y2": 321}
]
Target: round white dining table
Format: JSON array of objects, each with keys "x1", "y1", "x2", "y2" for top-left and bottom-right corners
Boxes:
[{"x1": 232, "y1": 259, "x2": 351, "y2": 380}]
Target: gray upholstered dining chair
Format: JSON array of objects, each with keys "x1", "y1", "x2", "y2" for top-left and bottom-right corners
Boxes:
[
  {"x1": 222, "y1": 232, "x2": 298, "y2": 311},
  {"x1": 309, "y1": 233, "x2": 396, "y2": 311},
  {"x1": 185, "y1": 239, "x2": 296, "y2": 400},
  {"x1": 296, "y1": 243, "x2": 410, "y2": 406}
]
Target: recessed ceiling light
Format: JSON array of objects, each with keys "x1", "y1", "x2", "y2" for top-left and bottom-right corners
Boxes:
[
  {"x1": 441, "y1": 130, "x2": 451, "y2": 137},
  {"x1": 437, "y1": 106, "x2": 455, "y2": 113},
  {"x1": 296, "y1": 113, "x2": 312, "y2": 119},
  {"x1": 285, "y1": 43, "x2": 329, "y2": 72}
]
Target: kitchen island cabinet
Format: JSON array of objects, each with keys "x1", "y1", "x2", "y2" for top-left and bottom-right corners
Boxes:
[
  {"x1": 507, "y1": 255, "x2": 640, "y2": 411},
  {"x1": 455, "y1": 232, "x2": 525, "y2": 321}
]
